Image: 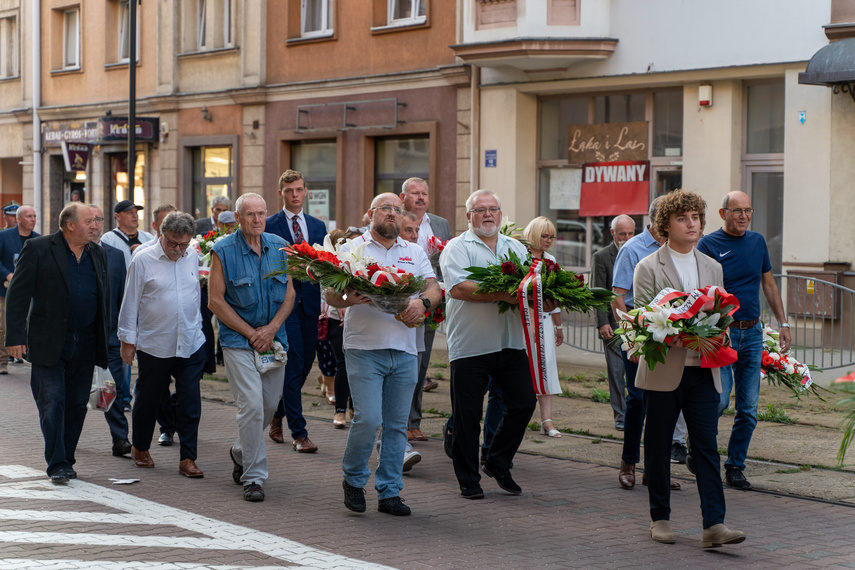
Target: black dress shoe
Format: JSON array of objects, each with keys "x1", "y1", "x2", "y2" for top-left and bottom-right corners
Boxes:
[
  {"x1": 112, "y1": 440, "x2": 132, "y2": 457},
  {"x1": 461, "y1": 485, "x2": 484, "y2": 499},
  {"x1": 158, "y1": 433, "x2": 174, "y2": 446},
  {"x1": 65, "y1": 468, "x2": 77, "y2": 479},
  {"x1": 482, "y1": 464, "x2": 522, "y2": 495},
  {"x1": 50, "y1": 472, "x2": 69, "y2": 485}
]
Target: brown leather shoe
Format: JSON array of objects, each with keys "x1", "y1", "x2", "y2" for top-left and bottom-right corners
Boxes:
[
  {"x1": 410, "y1": 428, "x2": 428, "y2": 442},
  {"x1": 406, "y1": 429, "x2": 414, "y2": 441},
  {"x1": 641, "y1": 474, "x2": 682, "y2": 491},
  {"x1": 179, "y1": 458, "x2": 204, "y2": 478},
  {"x1": 293, "y1": 436, "x2": 318, "y2": 453},
  {"x1": 269, "y1": 417, "x2": 284, "y2": 444},
  {"x1": 132, "y1": 447, "x2": 154, "y2": 468},
  {"x1": 619, "y1": 460, "x2": 635, "y2": 489}
]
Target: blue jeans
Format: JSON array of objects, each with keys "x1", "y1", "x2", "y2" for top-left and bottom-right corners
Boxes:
[
  {"x1": 718, "y1": 322, "x2": 763, "y2": 471},
  {"x1": 31, "y1": 329, "x2": 96, "y2": 476},
  {"x1": 621, "y1": 351, "x2": 647, "y2": 464},
  {"x1": 343, "y1": 349, "x2": 418, "y2": 500}
]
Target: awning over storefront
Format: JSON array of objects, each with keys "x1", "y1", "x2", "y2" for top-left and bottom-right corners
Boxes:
[{"x1": 799, "y1": 37, "x2": 855, "y2": 99}]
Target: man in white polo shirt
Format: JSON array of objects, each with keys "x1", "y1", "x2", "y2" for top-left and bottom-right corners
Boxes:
[{"x1": 324, "y1": 193, "x2": 441, "y2": 517}]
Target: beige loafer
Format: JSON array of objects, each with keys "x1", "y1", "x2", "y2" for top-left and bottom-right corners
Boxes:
[
  {"x1": 650, "y1": 520, "x2": 676, "y2": 544},
  {"x1": 702, "y1": 524, "x2": 746, "y2": 548}
]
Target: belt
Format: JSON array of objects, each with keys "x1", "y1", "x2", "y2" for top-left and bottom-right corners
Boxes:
[{"x1": 728, "y1": 318, "x2": 759, "y2": 330}]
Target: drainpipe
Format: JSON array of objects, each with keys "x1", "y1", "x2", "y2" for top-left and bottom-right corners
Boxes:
[
  {"x1": 470, "y1": 65, "x2": 480, "y2": 194},
  {"x1": 32, "y1": 0, "x2": 42, "y2": 231}
]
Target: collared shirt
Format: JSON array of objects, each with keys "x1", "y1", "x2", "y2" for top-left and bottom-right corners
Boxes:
[
  {"x1": 441, "y1": 229, "x2": 529, "y2": 362},
  {"x1": 100, "y1": 227, "x2": 155, "y2": 268},
  {"x1": 342, "y1": 232, "x2": 435, "y2": 356},
  {"x1": 118, "y1": 239, "x2": 205, "y2": 358},
  {"x1": 612, "y1": 227, "x2": 661, "y2": 308},
  {"x1": 284, "y1": 208, "x2": 308, "y2": 244},
  {"x1": 65, "y1": 239, "x2": 97, "y2": 332},
  {"x1": 416, "y1": 215, "x2": 435, "y2": 250}
]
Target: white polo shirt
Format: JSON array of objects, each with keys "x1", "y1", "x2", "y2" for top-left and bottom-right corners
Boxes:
[
  {"x1": 441, "y1": 229, "x2": 529, "y2": 362},
  {"x1": 342, "y1": 232, "x2": 435, "y2": 356}
]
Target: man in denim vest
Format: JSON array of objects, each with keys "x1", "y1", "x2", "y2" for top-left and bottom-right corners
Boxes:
[{"x1": 208, "y1": 193, "x2": 296, "y2": 502}]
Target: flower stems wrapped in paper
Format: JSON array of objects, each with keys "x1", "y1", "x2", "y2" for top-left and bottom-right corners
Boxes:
[
  {"x1": 268, "y1": 236, "x2": 427, "y2": 319},
  {"x1": 614, "y1": 286, "x2": 740, "y2": 371},
  {"x1": 761, "y1": 325, "x2": 826, "y2": 400}
]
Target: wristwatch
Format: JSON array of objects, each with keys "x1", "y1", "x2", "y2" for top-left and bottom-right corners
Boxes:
[
  {"x1": 780, "y1": 323, "x2": 790, "y2": 328},
  {"x1": 420, "y1": 297, "x2": 431, "y2": 309}
]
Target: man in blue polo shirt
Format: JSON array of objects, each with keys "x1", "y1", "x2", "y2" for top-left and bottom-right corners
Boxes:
[{"x1": 698, "y1": 190, "x2": 790, "y2": 490}]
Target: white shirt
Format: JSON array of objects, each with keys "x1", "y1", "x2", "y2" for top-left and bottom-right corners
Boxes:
[
  {"x1": 441, "y1": 229, "x2": 529, "y2": 362},
  {"x1": 118, "y1": 239, "x2": 205, "y2": 359},
  {"x1": 416, "y1": 215, "x2": 435, "y2": 250},
  {"x1": 666, "y1": 244, "x2": 701, "y2": 366},
  {"x1": 342, "y1": 232, "x2": 435, "y2": 356},
  {"x1": 100, "y1": 228, "x2": 155, "y2": 268},
  {"x1": 285, "y1": 208, "x2": 309, "y2": 244}
]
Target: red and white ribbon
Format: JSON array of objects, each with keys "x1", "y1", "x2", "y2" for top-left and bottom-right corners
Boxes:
[{"x1": 519, "y1": 259, "x2": 554, "y2": 396}]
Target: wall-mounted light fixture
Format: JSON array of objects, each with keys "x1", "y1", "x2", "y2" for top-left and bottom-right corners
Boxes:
[{"x1": 201, "y1": 106, "x2": 213, "y2": 122}]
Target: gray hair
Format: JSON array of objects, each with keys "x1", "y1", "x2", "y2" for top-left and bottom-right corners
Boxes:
[
  {"x1": 16, "y1": 205, "x2": 34, "y2": 219},
  {"x1": 649, "y1": 195, "x2": 664, "y2": 221},
  {"x1": 235, "y1": 193, "x2": 265, "y2": 214},
  {"x1": 401, "y1": 177, "x2": 428, "y2": 195},
  {"x1": 402, "y1": 210, "x2": 419, "y2": 222},
  {"x1": 160, "y1": 212, "x2": 195, "y2": 237},
  {"x1": 152, "y1": 203, "x2": 176, "y2": 222},
  {"x1": 59, "y1": 203, "x2": 84, "y2": 230},
  {"x1": 465, "y1": 189, "x2": 502, "y2": 212},
  {"x1": 211, "y1": 195, "x2": 232, "y2": 209}
]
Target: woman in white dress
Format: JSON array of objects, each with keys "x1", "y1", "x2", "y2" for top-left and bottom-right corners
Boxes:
[{"x1": 523, "y1": 217, "x2": 564, "y2": 438}]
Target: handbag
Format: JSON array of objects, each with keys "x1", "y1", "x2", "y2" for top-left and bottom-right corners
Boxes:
[{"x1": 318, "y1": 316, "x2": 330, "y2": 341}]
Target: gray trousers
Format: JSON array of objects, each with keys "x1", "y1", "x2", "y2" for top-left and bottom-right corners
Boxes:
[
  {"x1": 224, "y1": 348, "x2": 285, "y2": 487},
  {"x1": 602, "y1": 337, "x2": 627, "y2": 426},
  {"x1": 409, "y1": 326, "x2": 436, "y2": 429}
]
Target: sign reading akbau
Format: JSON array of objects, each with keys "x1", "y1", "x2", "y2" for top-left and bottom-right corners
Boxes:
[{"x1": 567, "y1": 121, "x2": 648, "y2": 164}]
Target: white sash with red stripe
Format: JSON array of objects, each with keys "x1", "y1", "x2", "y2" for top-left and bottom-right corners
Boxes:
[{"x1": 519, "y1": 259, "x2": 560, "y2": 396}]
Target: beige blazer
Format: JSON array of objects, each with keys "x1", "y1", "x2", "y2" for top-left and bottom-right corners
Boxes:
[{"x1": 632, "y1": 244, "x2": 725, "y2": 393}]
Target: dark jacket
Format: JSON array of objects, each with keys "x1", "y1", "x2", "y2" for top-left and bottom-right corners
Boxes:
[
  {"x1": 265, "y1": 209, "x2": 327, "y2": 317},
  {"x1": 5, "y1": 231, "x2": 109, "y2": 368},
  {"x1": 591, "y1": 241, "x2": 619, "y2": 329},
  {"x1": 0, "y1": 226, "x2": 40, "y2": 298},
  {"x1": 102, "y1": 242, "x2": 127, "y2": 346}
]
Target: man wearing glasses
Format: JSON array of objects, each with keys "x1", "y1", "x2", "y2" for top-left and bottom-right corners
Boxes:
[
  {"x1": 440, "y1": 189, "x2": 541, "y2": 500},
  {"x1": 118, "y1": 212, "x2": 207, "y2": 478},
  {"x1": 698, "y1": 191, "x2": 790, "y2": 491},
  {"x1": 265, "y1": 170, "x2": 328, "y2": 453}
]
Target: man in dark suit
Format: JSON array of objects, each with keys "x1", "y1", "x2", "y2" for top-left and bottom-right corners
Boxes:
[
  {"x1": 266, "y1": 170, "x2": 327, "y2": 452},
  {"x1": 89, "y1": 205, "x2": 132, "y2": 458},
  {"x1": 6, "y1": 203, "x2": 109, "y2": 484},
  {"x1": 0, "y1": 205, "x2": 39, "y2": 374},
  {"x1": 194, "y1": 195, "x2": 231, "y2": 236},
  {"x1": 591, "y1": 214, "x2": 635, "y2": 431},
  {"x1": 399, "y1": 177, "x2": 452, "y2": 441}
]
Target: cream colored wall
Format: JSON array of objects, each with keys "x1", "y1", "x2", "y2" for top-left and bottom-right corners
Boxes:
[
  {"x1": 828, "y1": 90, "x2": 855, "y2": 266},
  {"x1": 478, "y1": 87, "x2": 538, "y2": 227},
  {"x1": 682, "y1": 80, "x2": 743, "y2": 230},
  {"x1": 783, "y1": 68, "x2": 832, "y2": 265}
]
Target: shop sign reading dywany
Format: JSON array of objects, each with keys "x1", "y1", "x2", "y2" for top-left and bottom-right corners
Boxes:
[{"x1": 568, "y1": 121, "x2": 650, "y2": 216}]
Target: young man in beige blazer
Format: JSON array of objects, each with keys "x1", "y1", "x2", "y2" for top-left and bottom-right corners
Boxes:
[{"x1": 632, "y1": 190, "x2": 745, "y2": 549}]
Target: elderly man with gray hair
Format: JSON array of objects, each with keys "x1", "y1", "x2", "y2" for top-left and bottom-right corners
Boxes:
[
  {"x1": 118, "y1": 211, "x2": 207, "y2": 478},
  {"x1": 195, "y1": 195, "x2": 232, "y2": 236}
]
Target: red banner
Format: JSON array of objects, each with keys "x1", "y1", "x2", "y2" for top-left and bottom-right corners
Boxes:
[{"x1": 579, "y1": 161, "x2": 649, "y2": 216}]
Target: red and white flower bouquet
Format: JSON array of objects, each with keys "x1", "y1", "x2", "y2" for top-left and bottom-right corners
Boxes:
[{"x1": 761, "y1": 325, "x2": 825, "y2": 400}]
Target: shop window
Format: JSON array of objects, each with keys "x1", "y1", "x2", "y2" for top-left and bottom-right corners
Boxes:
[
  {"x1": 192, "y1": 146, "x2": 233, "y2": 220},
  {"x1": 110, "y1": 152, "x2": 146, "y2": 225},
  {"x1": 292, "y1": 140, "x2": 337, "y2": 226},
  {"x1": 746, "y1": 83, "x2": 785, "y2": 155},
  {"x1": 0, "y1": 14, "x2": 18, "y2": 79},
  {"x1": 62, "y1": 7, "x2": 80, "y2": 69},
  {"x1": 540, "y1": 97, "x2": 588, "y2": 161},
  {"x1": 302, "y1": 0, "x2": 333, "y2": 38},
  {"x1": 594, "y1": 94, "x2": 645, "y2": 124},
  {"x1": 652, "y1": 91, "x2": 683, "y2": 157},
  {"x1": 388, "y1": 0, "x2": 426, "y2": 26},
  {"x1": 375, "y1": 135, "x2": 429, "y2": 195}
]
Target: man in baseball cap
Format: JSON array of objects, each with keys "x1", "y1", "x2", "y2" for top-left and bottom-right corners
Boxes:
[{"x1": 100, "y1": 200, "x2": 154, "y2": 267}]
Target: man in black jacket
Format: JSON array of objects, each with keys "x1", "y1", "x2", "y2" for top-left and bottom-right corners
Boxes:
[{"x1": 6, "y1": 202, "x2": 109, "y2": 484}]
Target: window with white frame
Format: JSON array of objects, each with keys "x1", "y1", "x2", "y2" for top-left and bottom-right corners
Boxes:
[
  {"x1": 388, "y1": 0, "x2": 425, "y2": 26},
  {"x1": 63, "y1": 7, "x2": 80, "y2": 69},
  {"x1": 0, "y1": 15, "x2": 18, "y2": 79},
  {"x1": 223, "y1": 0, "x2": 233, "y2": 46},
  {"x1": 197, "y1": 0, "x2": 207, "y2": 48},
  {"x1": 302, "y1": 0, "x2": 333, "y2": 38},
  {"x1": 117, "y1": 0, "x2": 140, "y2": 63}
]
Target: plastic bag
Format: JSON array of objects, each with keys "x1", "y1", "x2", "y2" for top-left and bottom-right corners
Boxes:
[
  {"x1": 88, "y1": 366, "x2": 117, "y2": 412},
  {"x1": 255, "y1": 341, "x2": 287, "y2": 374}
]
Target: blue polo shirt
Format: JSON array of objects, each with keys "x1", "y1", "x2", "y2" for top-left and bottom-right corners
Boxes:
[
  {"x1": 698, "y1": 228, "x2": 771, "y2": 321},
  {"x1": 611, "y1": 227, "x2": 661, "y2": 308}
]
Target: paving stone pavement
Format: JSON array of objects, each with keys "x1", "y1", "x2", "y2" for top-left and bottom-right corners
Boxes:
[{"x1": 1, "y1": 365, "x2": 855, "y2": 569}]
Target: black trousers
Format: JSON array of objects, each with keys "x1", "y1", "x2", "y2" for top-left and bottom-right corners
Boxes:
[
  {"x1": 643, "y1": 366, "x2": 726, "y2": 528},
  {"x1": 450, "y1": 349, "x2": 536, "y2": 489}
]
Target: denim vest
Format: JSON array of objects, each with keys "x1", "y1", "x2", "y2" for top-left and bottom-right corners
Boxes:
[{"x1": 212, "y1": 230, "x2": 290, "y2": 351}]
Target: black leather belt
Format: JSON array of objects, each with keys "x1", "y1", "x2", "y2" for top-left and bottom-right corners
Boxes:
[{"x1": 728, "y1": 318, "x2": 759, "y2": 330}]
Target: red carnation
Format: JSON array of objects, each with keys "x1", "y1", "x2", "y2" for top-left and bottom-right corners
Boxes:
[
  {"x1": 501, "y1": 261, "x2": 518, "y2": 275},
  {"x1": 575, "y1": 273, "x2": 585, "y2": 285},
  {"x1": 761, "y1": 352, "x2": 774, "y2": 367}
]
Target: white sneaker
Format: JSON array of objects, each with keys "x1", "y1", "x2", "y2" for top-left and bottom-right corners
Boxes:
[{"x1": 402, "y1": 449, "x2": 422, "y2": 472}]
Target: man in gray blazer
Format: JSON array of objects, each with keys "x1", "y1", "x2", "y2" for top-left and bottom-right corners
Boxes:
[
  {"x1": 194, "y1": 195, "x2": 231, "y2": 236},
  {"x1": 591, "y1": 214, "x2": 635, "y2": 430},
  {"x1": 400, "y1": 177, "x2": 452, "y2": 441}
]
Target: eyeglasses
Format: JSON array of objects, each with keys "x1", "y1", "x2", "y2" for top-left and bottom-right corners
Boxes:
[
  {"x1": 541, "y1": 234, "x2": 556, "y2": 240},
  {"x1": 469, "y1": 207, "x2": 501, "y2": 215},
  {"x1": 372, "y1": 206, "x2": 403, "y2": 215},
  {"x1": 164, "y1": 238, "x2": 191, "y2": 250},
  {"x1": 724, "y1": 208, "x2": 754, "y2": 216},
  {"x1": 93, "y1": 217, "x2": 105, "y2": 223}
]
